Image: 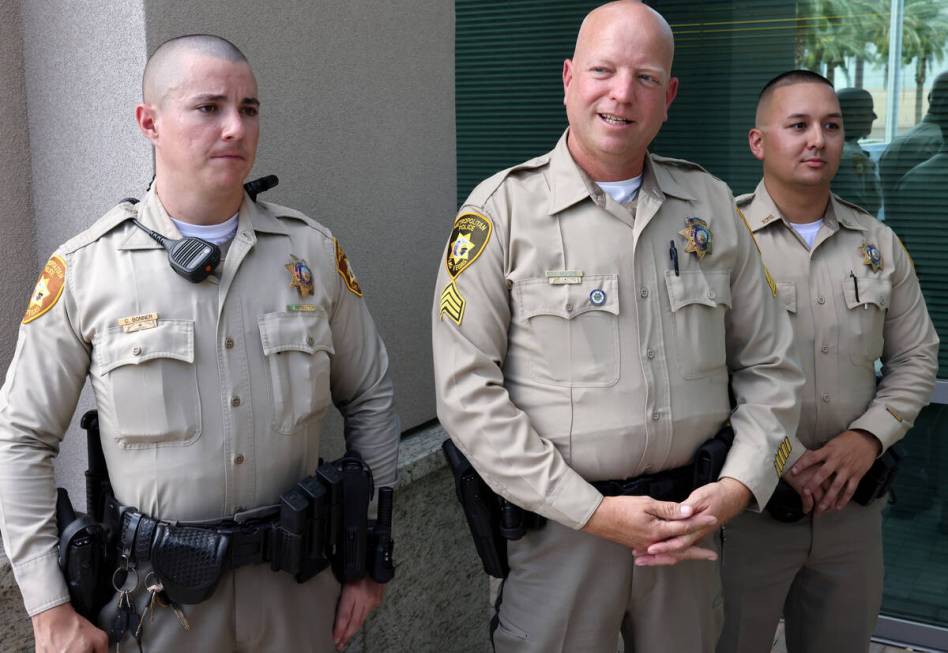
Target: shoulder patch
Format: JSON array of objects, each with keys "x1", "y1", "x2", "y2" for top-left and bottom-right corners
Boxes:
[
  {"x1": 335, "y1": 239, "x2": 363, "y2": 297},
  {"x1": 23, "y1": 255, "x2": 67, "y2": 324},
  {"x1": 439, "y1": 211, "x2": 494, "y2": 326}
]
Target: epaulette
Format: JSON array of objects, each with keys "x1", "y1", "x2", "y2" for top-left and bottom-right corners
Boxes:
[
  {"x1": 832, "y1": 193, "x2": 875, "y2": 218},
  {"x1": 60, "y1": 201, "x2": 139, "y2": 255},
  {"x1": 649, "y1": 153, "x2": 709, "y2": 174},
  {"x1": 735, "y1": 192, "x2": 754, "y2": 208},
  {"x1": 258, "y1": 200, "x2": 333, "y2": 240},
  {"x1": 464, "y1": 152, "x2": 551, "y2": 207}
]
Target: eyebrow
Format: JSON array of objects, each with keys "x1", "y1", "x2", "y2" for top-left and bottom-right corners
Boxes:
[{"x1": 191, "y1": 93, "x2": 260, "y2": 106}]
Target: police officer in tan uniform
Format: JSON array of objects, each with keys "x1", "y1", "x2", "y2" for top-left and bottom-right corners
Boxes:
[
  {"x1": 0, "y1": 35, "x2": 398, "y2": 652},
  {"x1": 432, "y1": 3, "x2": 804, "y2": 651},
  {"x1": 718, "y1": 70, "x2": 938, "y2": 653}
]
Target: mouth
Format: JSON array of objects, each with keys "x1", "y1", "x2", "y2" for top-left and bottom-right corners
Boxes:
[
  {"x1": 212, "y1": 153, "x2": 245, "y2": 160},
  {"x1": 802, "y1": 158, "x2": 826, "y2": 167},
  {"x1": 598, "y1": 113, "x2": 633, "y2": 126}
]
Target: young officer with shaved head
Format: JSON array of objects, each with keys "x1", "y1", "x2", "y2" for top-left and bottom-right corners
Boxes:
[
  {"x1": 0, "y1": 35, "x2": 399, "y2": 652},
  {"x1": 432, "y1": 2, "x2": 804, "y2": 651},
  {"x1": 718, "y1": 71, "x2": 938, "y2": 653}
]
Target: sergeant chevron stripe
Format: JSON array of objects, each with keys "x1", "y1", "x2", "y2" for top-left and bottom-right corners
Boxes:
[
  {"x1": 439, "y1": 281, "x2": 465, "y2": 325},
  {"x1": 773, "y1": 436, "x2": 792, "y2": 476}
]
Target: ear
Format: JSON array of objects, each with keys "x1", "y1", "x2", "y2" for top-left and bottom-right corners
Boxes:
[
  {"x1": 663, "y1": 76, "x2": 679, "y2": 120},
  {"x1": 562, "y1": 59, "x2": 574, "y2": 107},
  {"x1": 748, "y1": 127, "x2": 765, "y2": 162},
  {"x1": 136, "y1": 103, "x2": 159, "y2": 144}
]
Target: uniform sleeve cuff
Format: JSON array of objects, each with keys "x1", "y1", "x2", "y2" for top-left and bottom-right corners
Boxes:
[
  {"x1": 719, "y1": 438, "x2": 791, "y2": 513},
  {"x1": 849, "y1": 404, "x2": 907, "y2": 453},
  {"x1": 12, "y1": 551, "x2": 70, "y2": 617},
  {"x1": 541, "y1": 474, "x2": 604, "y2": 531}
]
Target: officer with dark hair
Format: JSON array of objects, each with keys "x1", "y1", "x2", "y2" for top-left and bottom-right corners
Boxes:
[
  {"x1": 832, "y1": 87, "x2": 881, "y2": 215},
  {"x1": 0, "y1": 34, "x2": 399, "y2": 652}
]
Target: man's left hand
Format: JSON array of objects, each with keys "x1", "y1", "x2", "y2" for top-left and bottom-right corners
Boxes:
[
  {"x1": 632, "y1": 477, "x2": 752, "y2": 566},
  {"x1": 333, "y1": 577, "x2": 385, "y2": 651},
  {"x1": 790, "y1": 429, "x2": 881, "y2": 514}
]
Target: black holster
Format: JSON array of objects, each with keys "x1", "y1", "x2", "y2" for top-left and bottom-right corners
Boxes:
[{"x1": 766, "y1": 445, "x2": 902, "y2": 523}]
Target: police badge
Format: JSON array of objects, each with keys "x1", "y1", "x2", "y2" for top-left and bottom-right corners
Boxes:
[
  {"x1": 679, "y1": 217, "x2": 713, "y2": 260},
  {"x1": 285, "y1": 254, "x2": 314, "y2": 298},
  {"x1": 859, "y1": 242, "x2": 882, "y2": 272}
]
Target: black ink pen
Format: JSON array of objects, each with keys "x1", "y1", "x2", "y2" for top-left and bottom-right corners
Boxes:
[
  {"x1": 850, "y1": 270, "x2": 860, "y2": 303},
  {"x1": 669, "y1": 241, "x2": 680, "y2": 276}
]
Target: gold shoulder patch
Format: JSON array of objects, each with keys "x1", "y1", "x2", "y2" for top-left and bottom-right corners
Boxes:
[
  {"x1": 23, "y1": 255, "x2": 66, "y2": 324},
  {"x1": 440, "y1": 211, "x2": 494, "y2": 326},
  {"x1": 773, "y1": 436, "x2": 792, "y2": 477},
  {"x1": 335, "y1": 240, "x2": 363, "y2": 297}
]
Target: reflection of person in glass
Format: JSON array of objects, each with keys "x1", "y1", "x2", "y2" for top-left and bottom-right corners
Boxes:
[
  {"x1": 879, "y1": 71, "x2": 948, "y2": 209},
  {"x1": 831, "y1": 88, "x2": 881, "y2": 215},
  {"x1": 886, "y1": 73, "x2": 948, "y2": 534},
  {"x1": 718, "y1": 70, "x2": 939, "y2": 653}
]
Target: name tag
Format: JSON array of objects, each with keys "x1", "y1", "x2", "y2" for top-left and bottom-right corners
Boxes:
[
  {"x1": 287, "y1": 304, "x2": 317, "y2": 312},
  {"x1": 545, "y1": 270, "x2": 583, "y2": 285},
  {"x1": 118, "y1": 312, "x2": 158, "y2": 332}
]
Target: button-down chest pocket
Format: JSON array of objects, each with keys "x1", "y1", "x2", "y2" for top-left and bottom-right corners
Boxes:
[
  {"x1": 94, "y1": 320, "x2": 201, "y2": 447},
  {"x1": 841, "y1": 276, "x2": 890, "y2": 364},
  {"x1": 511, "y1": 275, "x2": 619, "y2": 386},
  {"x1": 258, "y1": 311, "x2": 334, "y2": 435},
  {"x1": 775, "y1": 282, "x2": 798, "y2": 314},
  {"x1": 664, "y1": 271, "x2": 732, "y2": 379}
]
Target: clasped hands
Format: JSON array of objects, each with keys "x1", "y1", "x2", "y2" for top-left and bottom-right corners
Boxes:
[
  {"x1": 582, "y1": 477, "x2": 752, "y2": 567},
  {"x1": 783, "y1": 429, "x2": 881, "y2": 515}
]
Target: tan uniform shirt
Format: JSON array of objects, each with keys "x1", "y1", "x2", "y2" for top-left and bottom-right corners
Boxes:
[
  {"x1": 432, "y1": 133, "x2": 804, "y2": 531},
  {"x1": 737, "y1": 181, "x2": 938, "y2": 451},
  {"x1": 0, "y1": 188, "x2": 399, "y2": 616}
]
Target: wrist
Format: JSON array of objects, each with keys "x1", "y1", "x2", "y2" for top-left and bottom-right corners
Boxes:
[{"x1": 852, "y1": 429, "x2": 882, "y2": 457}]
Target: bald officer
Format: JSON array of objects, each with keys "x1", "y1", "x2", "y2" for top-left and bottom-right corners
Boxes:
[
  {"x1": 432, "y1": 3, "x2": 803, "y2": 651},
  {"x1": 718, "y1": 71, "x2": 938, "y2": 653},
  {"x1": 0, "y1": 35, "x2": 398, "y2": 652}
]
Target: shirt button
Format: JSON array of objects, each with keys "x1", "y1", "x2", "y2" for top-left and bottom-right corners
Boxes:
[
  {"x1": 231, "y1": 396, "x2": 241, "y2": 407},
  {"x1": 707, "y1": 290, "x2": 716, "y2": 299},
  {"x1": 821, "y1": 393, "x2": 831, "y2": 403},
  {"x1": 131, "y1": 345, "x2": 142, "y2": 356},
  {"x1": 821, "y1": 345, "x2": 829, "y2": 354},
  {"x1": 565, "y1": 303, "x2": 573, "y2": 313},
  {"x1": 640, "y1": 288, "x2": 649, "y2": 299},
  {"x1": 233, "y1": 454, "x2": 245, "y2": 465},
  {"x1": 224, "y1": 337, "x2": 235, "y2": 349},
  {"x1": 306, "y1": 336, "x2": 315, "y2": 346},
  {"x1": 817, "y1": 296, "x2": 826, "y2": 305},
  {"x1": 652, "y1": 412, "x2": 660, "y2": 421},
  {"x1": 647, "y1": 349, "x2": 655, "y2": 359}
]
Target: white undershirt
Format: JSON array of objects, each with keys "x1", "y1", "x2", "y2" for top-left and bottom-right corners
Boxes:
[
  {"x1": 170, "y1": 214, "x2": 239, "y2": 246},
  {"x1": 789, "y1": 219, "x2": 823, "y2": 249},
  {"x1": 596, "y1": 175, "x2": 643, "y2": 205}
]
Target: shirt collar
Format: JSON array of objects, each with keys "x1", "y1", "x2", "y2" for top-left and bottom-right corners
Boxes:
[
  {"x1": 740, "y1": 179, "x2": 865, "y2": 233},
  {"x1": 546, "y1": 129, "x2": 695, "y2": 215}
]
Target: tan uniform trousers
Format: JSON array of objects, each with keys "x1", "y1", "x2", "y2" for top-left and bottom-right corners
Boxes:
[
  {"x1": 492, "y1": 520, "x2": 724, "y2": 653},
  {"x1": 718, "y1": 499, "x2": 884, "y2": 653},
  {"x1": 99, "y1": 563, "x2": 339, "y2": 652}
]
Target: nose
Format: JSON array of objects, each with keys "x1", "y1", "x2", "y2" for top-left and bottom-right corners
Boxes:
[
  {"x1": 808, "y1": 123, "x2": 825, "y2": 149},
  {"x1": 221, "y1": 107, "x2": 245, "y2": 141},
  {"x1": 609, "y1": 71, "x2": 635, "y2": 105}
]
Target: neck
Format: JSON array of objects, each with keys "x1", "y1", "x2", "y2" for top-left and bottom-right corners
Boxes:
[
  {"x1": 153, "y1": 178, "x2": 244, "y2": 225},
  {"x1": 566, "y1": 133, "x2": 645, "y2": 182},
  {"x1": 763, "y1": 177, "x2": 830, "y2": 224}
]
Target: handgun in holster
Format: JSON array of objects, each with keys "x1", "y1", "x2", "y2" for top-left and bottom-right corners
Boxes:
[
  {"x1": 55, "y1": 410, "x2": 117, "y2": 621},
  {"x1": 766, "y1": 444, "x2": 903, "y2": 522}
]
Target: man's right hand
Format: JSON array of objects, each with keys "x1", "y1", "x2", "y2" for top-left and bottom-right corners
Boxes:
[
  {"x1": 31, "y1": 603, "x2": 108, "y2": 653},
  {"x1": 581, "y1": 495, "x2": 718, "y2": 563}
]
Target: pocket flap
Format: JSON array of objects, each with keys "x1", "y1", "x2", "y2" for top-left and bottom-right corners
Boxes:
[
  {"x1": 842, "y1": 276, "x2": 891, "y2": 310},
  {"x1": 514, "y1": 275, "x2": 619, "y2": 320},
  {"x1": 258, "y1": 311, "x2": 334, "y2": 356},
  {"x1": 95, "y1": 320, "x2": 194, "y2": 374},
  {"x1": 776, "y1": 282, "x2": 797, "y2": 314},
  {"x1": 664, "y1": 271, "x2": 731, "y2": 312}
]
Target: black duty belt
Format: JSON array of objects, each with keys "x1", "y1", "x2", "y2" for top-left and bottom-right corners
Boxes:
[{"x1": 592, "y1": 463, "x2": 695, "y2": 502}]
